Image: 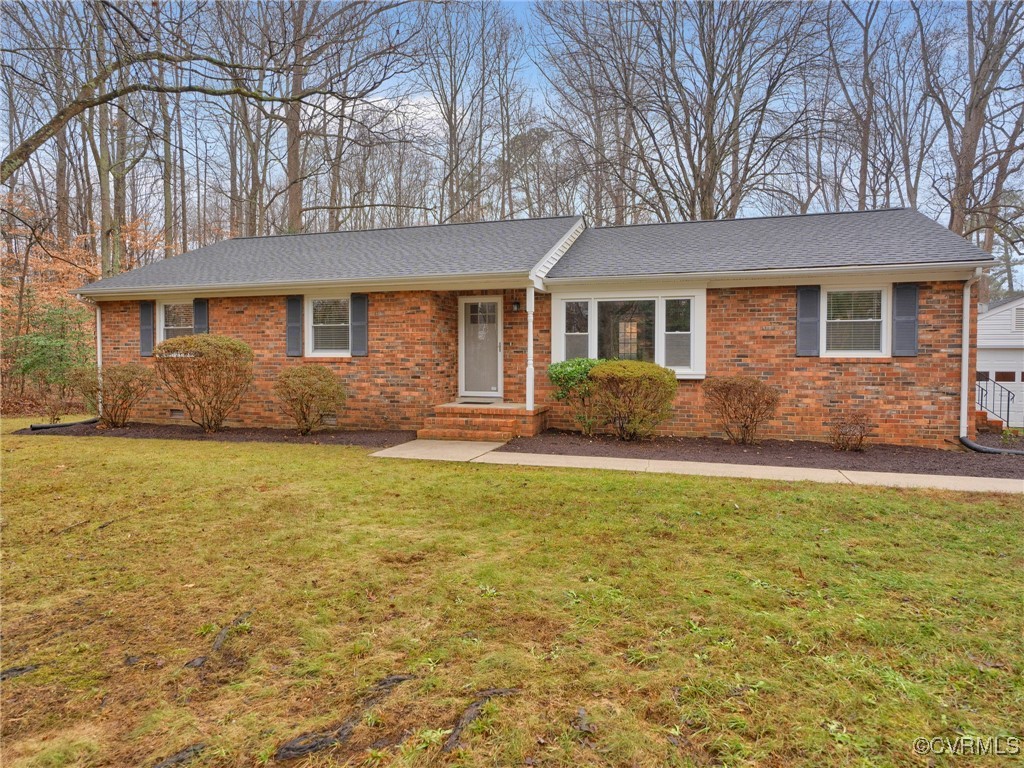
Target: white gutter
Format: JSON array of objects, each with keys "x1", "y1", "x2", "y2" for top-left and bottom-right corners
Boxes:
[
  {"x1": 95, "y1": 303, "x2": 103, "y2": 418},
  {"x1": 76, "y1": 258, "x2": 992, "y2": 301},
  {"x1": 959, "y1": 269, "x2": 982, "y2": 438},
  {"x1": 74, "y1": 270, "x2": 538, "y2": 301}
]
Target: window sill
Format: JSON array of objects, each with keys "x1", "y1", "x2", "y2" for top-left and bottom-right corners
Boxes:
[
  {"x1": 305, "y1": 351, "x2": 352, "y2": 359},
  {"x1": 674, "y1": 371, "x2": 706, "y2": 380},
  {"x1": 820, "y1": 354, "x2": 892, "y2": 362}
]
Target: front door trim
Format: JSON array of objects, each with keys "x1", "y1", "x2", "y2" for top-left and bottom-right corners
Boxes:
[{"x1": 458, "y1": 295, "x2": 503, "y2": 399}]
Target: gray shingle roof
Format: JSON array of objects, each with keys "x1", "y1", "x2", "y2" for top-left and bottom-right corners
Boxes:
[
  {"x1": 78, "y1": 216, "x2": 582, "y2": 296},
  {"x1": 546, "y1": 208, "x2": 992, "y2": 279},
  {"x1": 984, "y1": 293, "x2": 1024, "y2": 312},
  {"x1": 78, "y1": 208, "x2": 991, "y2": 297}
]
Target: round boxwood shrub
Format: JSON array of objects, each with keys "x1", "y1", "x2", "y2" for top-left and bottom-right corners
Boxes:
[
  {"x1": 589, "y1": 360, "x2": 677, "y2": 440},
  {"x1": 273, "y1": 364, "x2": 347, "y2": 435},
  {"x1": 547, "y1": 357, "x2": 605, "y2": 436},
  {"x1": 153, "y1": 335, "x2": 254, "y2": 432}
]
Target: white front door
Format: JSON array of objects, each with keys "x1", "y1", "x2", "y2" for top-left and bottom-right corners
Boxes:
[{"x1": 459, "y1": 296, "x2": 503, "y2": 398}]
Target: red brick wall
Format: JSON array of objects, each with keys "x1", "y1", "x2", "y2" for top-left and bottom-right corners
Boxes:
[
  {"x1": 99, "y1": 289, "x2": 537, "y2": 430},
  {"x1": 539, "y1": 281, "x2": 976, "y2": 449},
  {"x1": 99, "y1": 280, "x2": 975, "y2": 447}
]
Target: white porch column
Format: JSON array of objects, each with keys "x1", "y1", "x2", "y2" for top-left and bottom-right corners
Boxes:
[{"x1": 526, "y1": 286, "x2": 535, "y2": 410}]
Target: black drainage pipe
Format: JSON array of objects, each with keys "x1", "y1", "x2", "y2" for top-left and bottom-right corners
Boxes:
[
  {"x1": 29, "y1": 417, "x2": 99, "y2": 431},
  {"x1": 959, "y1": 436, "x2": 1024, "y2": 457}
]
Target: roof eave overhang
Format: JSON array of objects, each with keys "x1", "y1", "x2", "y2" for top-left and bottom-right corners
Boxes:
[
  {"x1": 75, "y1": 270, "x2": 537, "y2": 301},
  {"x1": 543, "y1": 259, "x2": 994, "y2": 289},
  {"x1": 76, "y1": 258, "x2": 996, "y2": 300}
]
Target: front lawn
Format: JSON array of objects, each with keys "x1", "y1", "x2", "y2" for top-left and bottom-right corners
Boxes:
[{"x1": 2, "y1": 418, "x2": 1021, "y2": 767}]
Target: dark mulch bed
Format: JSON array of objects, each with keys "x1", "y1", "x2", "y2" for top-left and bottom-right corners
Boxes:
[
  {"x1": 973, "y1": 430, "x2": 1024, "y2": 451},
  {"x1": 497, "y1": 430, "x2": 1024, "y2": 480},
  {"x1": 14, "y1": 421, "x2": 415, "y2": 449}
]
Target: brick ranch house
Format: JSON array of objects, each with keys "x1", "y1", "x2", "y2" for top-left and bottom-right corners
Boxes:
[{"x1": 77, "y1": 208, "x2": 994, "y2": 448}]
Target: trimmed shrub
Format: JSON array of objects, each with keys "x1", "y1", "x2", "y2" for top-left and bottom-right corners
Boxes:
[
  {"x1": 702, "y1": 376, "x2": 781, "y2": 445},
  {"x1": 153, "y1": 335, "x2": 254, "y2": 432},
  {"x1": 590, "y1": 360, "x2": 677, "y2": 440},
  {"x1": 828, "y1": 411, "x2": 871, "y2": 451},
  {"x1": 273, "y1": 364, "x2": 347, "y2": 435},
  {"x1": 73, "y1": 363, "x2": 155, "y2": 428},
  {"x1": 547, "y1": 357, "x2": 605, "y2": 436}
]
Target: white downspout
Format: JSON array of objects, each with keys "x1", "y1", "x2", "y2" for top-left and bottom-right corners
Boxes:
[
  {"x1": 959, "y1": 270, "x2": 981, "y2": 438},
  {"x1": 95, "y1": 303, "x2": 103, "y2": 418},
  {"x1": 526, "y1": 285, "x2": 535, "y2": 411}
]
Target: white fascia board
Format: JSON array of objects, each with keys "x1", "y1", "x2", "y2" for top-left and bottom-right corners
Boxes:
[
  {"x1": 541, "y1": 261, "x2": 991, "y2": 291},
  {"x1": 528, "y1": 217, "x2": 586, "y2": 289},
  {"x1": 75, "y1": 271, "x2": 534, "y2": 301}
]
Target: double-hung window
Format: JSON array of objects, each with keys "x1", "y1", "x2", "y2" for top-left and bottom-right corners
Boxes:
[
  {"x1": 160, "y1": 302, "x2": 194, "y2": 340},
  {"x1": 554, "y1": 292, "x2": 706, "y2": 377},
  {"x1": 823, "y1": 288, "x2": 886, "y2": 355},
  {"x1": 306, "y1": 297, "x2": 350, "y2": 356},
  {"x1": 564, "y1": 301, "x2": 589, "y2": 359},
  {"x1": 663, "y1": 298, "x2": 692, "y2": 368}
]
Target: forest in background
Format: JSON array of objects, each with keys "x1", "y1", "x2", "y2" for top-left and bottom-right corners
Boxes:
[{"x1": 2, "y1": 0, "x2": 1022, "y2": 410}]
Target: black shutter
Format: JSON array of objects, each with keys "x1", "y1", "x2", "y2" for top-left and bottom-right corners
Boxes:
[
  {"x1": 286, "y1": 296, "x2": 303, "y2": 357},
  {"x1": 796, "y1": 286, "x2": 820, "y2": 357},
  {"x1": 193, "y1": 298, "x2": 209, "y2": 334},
  {"x1": 140, "y1": 301, "x2": 155, "y2": 357},
  {"x1": 892, "y1": 283, "x2": 919, "y2": 357},
  {"x1": 351, "y1": 293, "x2": 369, "y2": 357}
]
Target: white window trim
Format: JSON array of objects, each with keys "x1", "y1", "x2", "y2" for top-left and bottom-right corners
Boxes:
[
  {"x1": 156, "y1": 299, "x2": 194, "y2": 343},
  {"x1": 820, "y1": 284, "x2": 891, "y2": 358},
  {"x1": 305, "y1": 294, "x2": 352, "y2": 358},
  {"x1": 551, "y1": 289, "x2": 707, "y2": 379}
]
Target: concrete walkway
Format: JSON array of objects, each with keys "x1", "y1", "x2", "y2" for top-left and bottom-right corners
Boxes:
[
  {"x1": 372, "y1": 439, "x2": 505, "y2": 462},
  {"x1": 371, "y1": 440, "x2": 1024, "y2": 494}
]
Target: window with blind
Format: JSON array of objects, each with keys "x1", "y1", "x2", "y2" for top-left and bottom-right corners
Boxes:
[
  {"x1": 162, "y1": 303, "x2": 194, "y2": 340},
  {"x1": 564, "y1": 300, "x2": 589, "y2": 359},
  {"x1": 664, "y1": 298, "x2": 691, "y2": 368},
  {"x1": 309, "y1": 297, "x2": 350, "y2": 354},
  {"x1": 824, "y1": 290, "x2": 883, "y2": 353}
]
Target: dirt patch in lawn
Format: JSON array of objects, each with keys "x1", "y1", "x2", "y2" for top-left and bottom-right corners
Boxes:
[
  {"x1": 14, "y1": 421, "x2": 415, "y2": 449},
  {"x1": 497, "y1": 430, "x2": 1024, "y2": 479}
]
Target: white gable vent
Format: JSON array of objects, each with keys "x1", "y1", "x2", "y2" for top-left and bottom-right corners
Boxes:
[{"x1": 1015, "y1": 306, "x2": 1024, "y2": 333}]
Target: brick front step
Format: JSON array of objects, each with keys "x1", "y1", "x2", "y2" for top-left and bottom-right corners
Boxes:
[
  {"x1": 417, "y1": 428, "x2": 516, "y2": 441},
  {"x1": 975, "y1": 409, "x2": 1005, "y2": 433},
  {"x1": 416, "y1": 402, "x2": 548, "y2": 441}
]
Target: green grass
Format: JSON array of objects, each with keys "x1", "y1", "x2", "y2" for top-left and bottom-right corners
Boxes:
[{"x1": 2, "y1": 416, "x2": 1022, "y2": 767}]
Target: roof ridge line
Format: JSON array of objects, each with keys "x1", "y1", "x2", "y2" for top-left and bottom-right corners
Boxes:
[
  {"x1": 229, "y1": 215, "x2": 583, "y2": 242},
  {"x1": 589, "y1": 207, "x2": 909, "y2": 231}
]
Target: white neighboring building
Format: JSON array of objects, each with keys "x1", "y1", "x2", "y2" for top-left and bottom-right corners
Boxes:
[{"x1": 977, "y1": 293, "x2": 1024, "y2": 427}]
